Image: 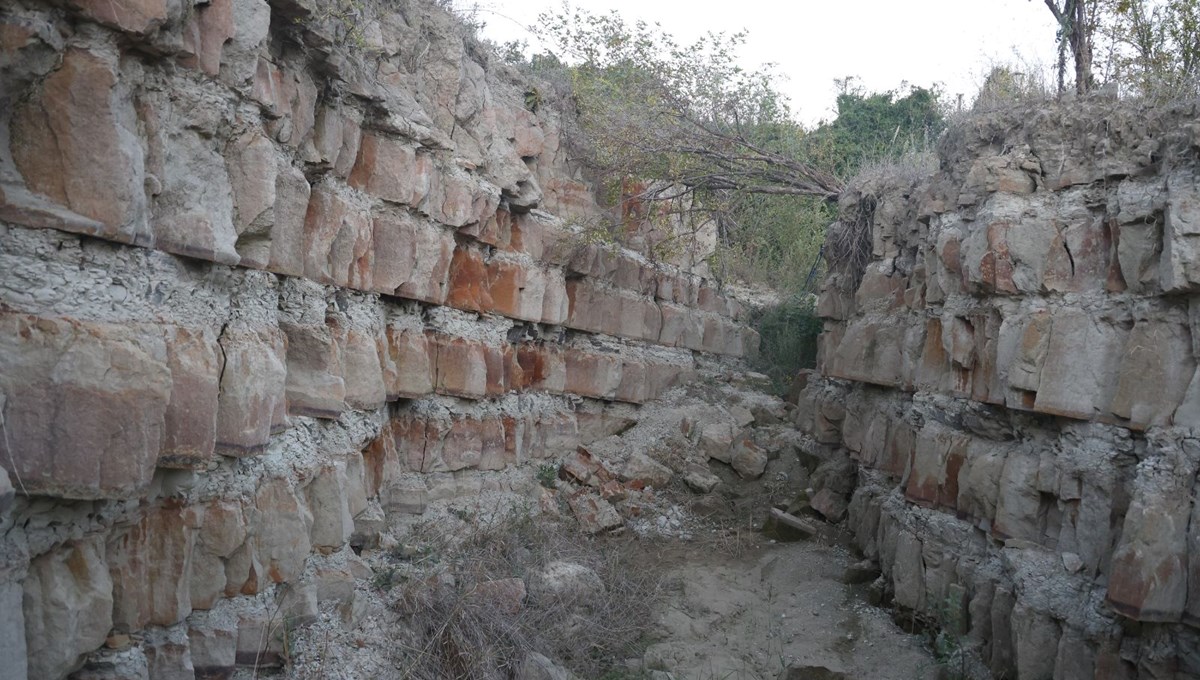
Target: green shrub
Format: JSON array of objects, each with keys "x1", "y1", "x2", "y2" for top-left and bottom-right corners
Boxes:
[{"x1": 750, "y1": 295, "x2": 823, "y2": 394}]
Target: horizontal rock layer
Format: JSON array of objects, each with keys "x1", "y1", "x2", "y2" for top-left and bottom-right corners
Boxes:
[
  {"x1": 0, "y1": 1, "x2": 756, "y2": 678},
  {"x1": 799, "y1": 101, "x2": 1200, "y2": 679}
]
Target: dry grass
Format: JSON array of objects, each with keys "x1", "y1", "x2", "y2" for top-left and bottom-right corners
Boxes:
[{"x1": 383, "y1": 504, "x2": 664, "y2": 679}]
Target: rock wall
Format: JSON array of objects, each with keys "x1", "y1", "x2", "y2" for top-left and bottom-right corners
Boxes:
[
  {"x1": 0, "y1": 1, "x2": 757, "y2": 678},
  {"x1": 797, "y1": 102, "x2": 1200, "y2": 678}
]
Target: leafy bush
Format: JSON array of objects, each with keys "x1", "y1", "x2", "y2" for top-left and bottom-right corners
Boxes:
[{"x1": 750, "y1": 295, "x2": 823, "y2": 393}]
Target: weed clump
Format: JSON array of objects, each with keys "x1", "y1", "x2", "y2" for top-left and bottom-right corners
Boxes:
[{"x1": 384, "y1": 505, "x2": 662, "y2": 679}]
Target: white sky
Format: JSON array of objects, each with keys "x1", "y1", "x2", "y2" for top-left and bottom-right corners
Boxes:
[{"x1": 468, "y1": 0, "x2": 1062, "y2": 125}]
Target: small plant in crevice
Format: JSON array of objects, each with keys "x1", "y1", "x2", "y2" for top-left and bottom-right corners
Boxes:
[{"x1": 536, "y1": 462, "x2": 560, "y2": 488}]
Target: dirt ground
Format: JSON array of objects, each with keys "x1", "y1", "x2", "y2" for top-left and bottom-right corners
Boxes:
[{"x1": 637, "y1": 536, "x2": 938, "y2": 680}]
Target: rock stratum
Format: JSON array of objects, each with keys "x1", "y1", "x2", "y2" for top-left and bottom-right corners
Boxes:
[
  {"x1": 798, "y1": 102, "x2": 1200, "y2": 678},
  {"x1": 0, "y1": 1, "x2": 757, "y2": 678}
]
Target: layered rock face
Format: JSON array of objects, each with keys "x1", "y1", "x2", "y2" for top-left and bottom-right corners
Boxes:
[
  {"x1": 797, "y1": 102, "x2": 1200, "y2": 677},
  {"x1": 0, "y1": 1, "x2": 756, "y2": 678}
]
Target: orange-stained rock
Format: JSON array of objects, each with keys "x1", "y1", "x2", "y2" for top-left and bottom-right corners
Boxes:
[
  {"x1": 303, "y1": 183, "x2": 373, "y2": 290},
  {"x1": 370, "y1": 212, "x2": 454, "y2": 303},
  {"x1": 69, "y1": 0, "x2": 168, "y2": 34},
  {"x1": 484, "y1": 345, "x2": 511, "y2": 396},
  {"x1": 445, "y1": 246, "x2": 493, "y2": 312},
  {"x1": 432, "y1": 334, "x2": 488, "y2": 399},
  {"x1": 382, "y1": 327, "x2": 434, "y2": 399},
  {"x1": 0, "y1": 315, "x2": 170, "y2": 499},
  {"x1": 160, "y1": 326, "x2": 221, "y2": 469},
  {"x1": 441, "y1": 418, "x2": 485, "y2": 471},
  {"x1": 489, "y1": 259, "x2": 547, "y2": 322},
  {"x1": 477, "y1": 418, "x2": 510, "y2": 471},
  {"x1": 1107, "y1": 442, "x2": 1198, "y2": 623},
  {"x1": 108, "y1": 504, "x2": 201, "y2": 630},
  {"x1": 348, "y1": 133, "x2": 432, "y2": 207},
  {"x1": 9, "y1": 46, "x2": 146, "y2": 242},
  {"x1": 564, "y1": 349, "x2": 622, "y2": 400},
  {"x1": 215, "y1": 325, "x2": 287, "y2": 456}
]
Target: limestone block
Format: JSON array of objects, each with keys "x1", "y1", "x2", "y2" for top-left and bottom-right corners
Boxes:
[
  {"x1": 1011, "y1": 601, "x2": 1060, "y2": 680},
  {"x1": 441, "y1": 418, "x2": 486, "y2": 472},
  {"x1": 424, "y1": 166, "x2": 498, "y2": 228},
  {"x1": 9, "y1": 45, "x2": 148, "y2": 244},
  {"x1": 382, "y1": 326, "x2": 434, "y2": 399},
  {"x1": 490, "y1": 260, "x2": 548, "y2": 322},
  {"x1": 564, "y1": 349, "x2": 622, "y2": 400},
  {"x1": 476, "y1": 418, "x2": 510, "y2": 471},
  {"x1": 0, "y1": 579, "x2": 27, "y2": 680},
  {"x1": 432, "y1": 335, "x2": 488, "y2": 399},
  {"x1": 619, "y1": 452, "x2": 673, "y2": 488},
  {"x1": 370, "y1": 211, "x2": 454, "y2": 303},
  {"x1": 445, "y1": 246, "x2": 493, "y2": 312},
  {"x1": 1107, "y1": 440, "x2": 1199, "y2": 623},
  {"x1": 216, "y1": 0, "x2": 271, "y2": 88},
  {"x1": 180, "y1": 0, "x2": 233, "y2": 76},
  {"x1": 700, "y1": 422, "x2": 737, "y2": 463},
  {"x1": 303, "y1": 183, "x2": 372, "y2": 290},
  {"x1": 729, "y1": 434, "x2": 768, "y2": 479},
  {"x1": 190, "y1": 500, "x2": 248, "y2": 610},
  {"x1": 658, "y1": 304, "x2": 703, "y2": 350},
  {"x1": 68, "y1": 0, "x2": 170, "y2": 34},
  {"x1": 226, "y1": 130, "x2": 279, "y2": 269},
  {"x1": 615, "y1": 359, "x2": 650, "y2": 404},
  {"x1": 1109, "y1": 315, "x2": 1194, "y2": 429},
  {"x1": 960, "y1": 195, "x2": 1058, "y2": 294},
  {"x1": 541, "y1": 272, "x2": 570, "y2": 325},
  {"x1": 108, "y1": 505, "x2": 200, "y2": 630},
  {"x1": 282, "y1": 320, "x2": 345, "y2": 418},
  {"x1": 306, "y1": 464, "x2": 355, "y2": 553},
  {"x1": 267, "y1": 163, "x2": 311, "y2": 277},
  {"x1": 143, "y1": 624, "x2": 196, "y2": 680},
  {"x1": 567, "y1": 491, "x2": 623, "y2": 534},
  {"x1": 254, "y1": 477, "x2": 314, "y2": 584},
  {"x1": 160, "y1": 326, "x2": 221, "y2": 469},
  {"x1": 144, "y1": 95, "x2": 241, "y2": 266},
  {"x1": 348, "y1": 133, "x2": 432, "y2": 207},
  {"x1": 1030, "y1": 310, "x2": 1126, "y2": 420},
  {"x1": 956, "y1": 439, "x2": 1010, "y2": 525},
  {"x1": 0, "y1": 315, "x2": 170, "y2": 499},
  {"x1": 187, "y1": 609, "x2": 237, "y2": 678},
  {"x1": 891, "y1": 531, "x2": 925, "y2": 612},
  {"x1": 308, "y1": 103, "x2": 363, "y2": 178},
  {"x1": 565, "y1": 280, "x2": 616, "y2": 336},
  {"x1": 23, "y1": 535, "x2": 114, "y2": 680},
  {"x1": 215, "y1": 325, "x2": 287, "y2": 456},
  {"x1": 1159, "y1": 170, "x2": 1200, "y2": 293},
  {"x1": 906, "y1": 425, "x2": 968, "y2": 510},
  {"x1": 992, "y1": 448, "x2": 1043, "y2": 542},
  {"x1": 341, "y1": 327, "x2": 386, "y2": 410}
]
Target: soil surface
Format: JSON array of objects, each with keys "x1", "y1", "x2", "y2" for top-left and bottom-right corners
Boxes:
[{"x1": 638, "y1": 537, "x2": 937, "y2": 680}]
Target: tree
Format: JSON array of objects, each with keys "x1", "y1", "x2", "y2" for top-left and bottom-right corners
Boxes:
[
  {"x1": 535, "y1": 7, "x2": 843, "y2": 207},
  {"x1": 1096, "y1": 0, "x2": 1200, "y2": 96},
  {"x1": 1037, "y1": 0, "x2": 1099, "y2": 94}
]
